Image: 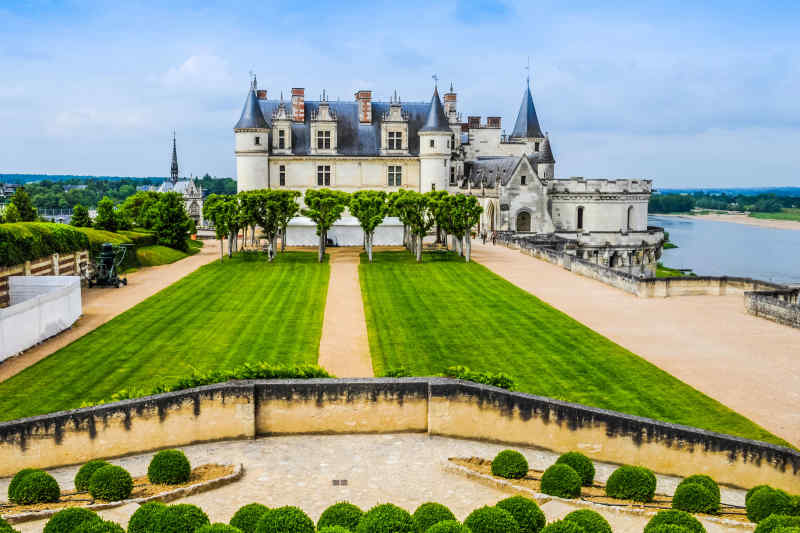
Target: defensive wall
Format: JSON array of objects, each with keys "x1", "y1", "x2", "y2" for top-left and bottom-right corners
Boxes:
[
  {"x1": 0, "y1": 250, "x2": 89, "y2": 308},
  {"x1": 0, "y1": 378, "x2": 798, "y2": 492}
]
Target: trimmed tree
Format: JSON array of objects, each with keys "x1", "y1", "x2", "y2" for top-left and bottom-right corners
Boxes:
[
  {"x1": 94, "y1": 196, "x2": 117, "y2": 232},
  {"x1": 71, "y1": 204, "x2": 92, "y2": 228},
  {"x1": 350, "y1": 190, "x2": 388, "y2": 262},
  {"x1": 395, "y1": 191, "x2": 435, "y2": 262},
  {"x1": 251, "y1": 190, "x2": 282, "y2": 261},
  {"x1": 276, "y1": 190, "x2": 301, "y2": 252},
  {"x1": 203, "y1": 194, "x2": 231, "y2": 262},
  {"x1": 301, "y1": 188, "x2": 349, "y2": 263},
  {"x1": 148, "y1": 192, "x2": 192, "y2": 252}
]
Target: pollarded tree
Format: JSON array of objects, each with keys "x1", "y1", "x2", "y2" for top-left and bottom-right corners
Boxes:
[
  {"x1": 426, "y1": 190, "x2": 448, "y2": 245},
  {"x1": 396, "y1": 191, "x2": 436, "y2": 262},
  {"x1": 10, "y1": 186, "x2": 37, "y2": 221},
  {"x1": 455, "y1": 194, "x2": 483, "y2": 262},
  {"x1": 387, "y1": 189, "x2": 411, "y2": 249},
  {"x1": 277, "y1": 190, "x2": 301, "y2": 252},
  {"x1": 350, "y1": 190, "x2": 388, "y2": 263},
  {"x1": 302, "y1": 188, "x2": 350, "y2": 263},
  {"x1": 203, "y1": 194, "x2": 230, "y2": 261},
  {"x1": 237, "y1": 190, "x2": 261, "y2": 248},
  {"x1": 251, "y1": 190, "x2": 281, "y2": 261},
  {"x1": 148, "y1": 192, "x2": 193, "y2": 252},
  {"x1": 94, "y1": 196, "x2": 117, "y2": 232},
  {"x1": 71, "y1": 204, "x2": 92, "y2": 227}
]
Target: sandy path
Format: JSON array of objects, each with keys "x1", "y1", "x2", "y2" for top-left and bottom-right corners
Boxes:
[
  {"x1": 317, "y1": 248, "x2": 373, "y2": 377},
  {"x1": 470, "y1": 240, "x2": 800, "y2": 447},
  {"x1": 661, "y1": 212, "x2": 800, "y2": 231},
  {"x1": 0, "y1": 240, "x2": 220, "y2": 383}
]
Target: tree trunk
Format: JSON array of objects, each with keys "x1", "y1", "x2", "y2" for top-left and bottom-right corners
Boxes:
[
  {"x1": 416, "y1": 234, "x2": 422, "y2": 262},
  {"x1": 219, "y1": 239, "x2": 224, "y2": 262},
  {"x1": 318, "y1": 231, "x2": 324, "y2": 263},
  {"x1": 368, "y1": 232, "x2": 373, "y2": 263},
  {"x1": 465, "y1": 235, "x2": 472, "y2": 263},
  {"x1": 273, "y1": 235, "x2": 278, "y2": 259},
  {"x1": 281, "y1": 227, "x2": 287, "y2": 252}
]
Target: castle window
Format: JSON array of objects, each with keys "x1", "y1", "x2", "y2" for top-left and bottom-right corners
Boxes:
[
  {"x1": 521, "y1": 175, "x2": 526, "y2": 185},
  {"x1": 279, "y1": 165, "x2": 286, "y2": 186},
  {"x1": 254, "y1": 136, "x2": 261, "y2": 146},
  {"x1": 388, "y1": 166, "x2": 402, "y2": 186},
  {"x1": 317, "y1": 165, "x2": 331, "y2": 186},
  {"x1": 279, "y1": 130, "x2": 285, "y2": 149},
  {"x1": 429, "y1": 139, "x2": 435, "y2": 148},
  {"x1": 450, "y1": 167, "x2": 455, "y2": 185},
  {"x1": 317, "y1": 130, "x2": 331, "y2": 149},
  {"x1": 431, "y1": 183, "x2": 436, "y2": 191},
  {"x1": 535, "y1": 142, "x2": 540, "y2": 151},
  {"x1": 388, "y1": 131, "x2": 402, "y2": 150},
  {"x1": 577, "y1": 206, "x2": 585, "y2": 231}
]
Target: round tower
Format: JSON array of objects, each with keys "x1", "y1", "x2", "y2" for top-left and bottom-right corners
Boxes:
[
  {"x1": 234, "y1": 77, "x2": 269, "y2": 192},
  {"x1": 418, "y1": 86, "x2": 452, "y2": 193}
]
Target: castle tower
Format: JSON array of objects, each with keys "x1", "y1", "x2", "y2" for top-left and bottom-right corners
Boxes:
[
  {"x1": 537, "y1": 135, "x2": 555, "y2": 180},
  {"x1": 170, "y1": 131, "x2": 179, "y2": 184},
  {"x1": 510, "y1": 78, "x2": 545, "y2": 153},
  {"x1": 418, "y1": 86, "x2": 452, "y2": 193},
  {"x1": 234, "y1": 76, "x2": 269, "y2": 192}
]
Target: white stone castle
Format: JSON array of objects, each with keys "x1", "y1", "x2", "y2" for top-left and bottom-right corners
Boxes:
[{"x1": 235, "y1": 75, "x2": 664, "y2": 272}]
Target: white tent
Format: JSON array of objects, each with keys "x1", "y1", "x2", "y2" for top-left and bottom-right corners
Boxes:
[{"x1": 286, "y1": 216, "x2": 404, "y2": 247}]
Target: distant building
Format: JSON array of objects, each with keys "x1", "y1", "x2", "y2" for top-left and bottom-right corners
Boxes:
[{"x1": 153, "y1": 133, "x2": 203, "y2": 225}]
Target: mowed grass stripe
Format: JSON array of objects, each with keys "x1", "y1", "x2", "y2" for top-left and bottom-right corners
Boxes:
[
  {"x1": 0, "y1": 251, "x2": 329, "y2": 422},
  {"x1": 359, "y1": 251, "x2": 787, "y2": 447}
]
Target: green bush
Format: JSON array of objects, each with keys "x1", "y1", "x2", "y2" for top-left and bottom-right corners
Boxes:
[
  {"x1": 676, "y1": 475, "x2": 720, "y2": 512},
  {"x1": 755, "y1": 515, "x2": 800, "y2": 533},
  {"x1": 14, "y1": 470, "x2": 60, "y2": 504},
  {"x1": 672, "y1": 483, "x2": 717, "y2": 514},
  {"x1": 318, "y1": 502, "x2": 363, "y2": 531},
  {"x1": 540, "y1": 464, "x2": 581, "y2": 499},
  {"x1": 153, "y1": 504, "x2": 211, "y2": 533},
  {"x1": 425, "y1": 521, "x2": 471, "y2": 533},
  {"x1": 148, "y1": 449, "x2": 192, "y2": 485},
  {"x1": 231, "y1": 503, "x2": 270, "y2": 533},
  {"x1": 74, "y1": 460, "x2": 111, "y2": 492},
  {"x1": 355, "y1": 504, "x2": 415, "y2": 533},
  {"x1": 256, "y1": 506, "x2": 316, "y2": 533},
  {"x1": 605, "y1": 465, "x2": 657, "y2": 502},
  {"x1": 773, "y1": 527, "x2": 800, "y2": 533},
  {"x1": 7, "y1": 468, "x2": 37, "y2": 502},
  {"x1": 749, "y1": 486, "x2": 775, "y2": 504},
  {"x1": 496, "y1": 496, "x2": 545, "y2": 533},
  {"x1": 71, "y1": 520, "x2": 125, "y2": 533},
  {"x1": 563, "y1": 509, "x2": 612, "y2": 533},
  {"x1": 747, "y1": 487, "x2": 794, "y2": 523},
  {"x1": 555, "y1": 452, "x2": 595, "y2": 486},
  {"x1": 643, "y1": 510, "x2": 706, "y2": 533},
  {"x1": 0, "y1": 516, "x2": 20, "y2": 533},
  {"x1": 413, "y1": 503, "x2": 456, "y2": 533},
  {"x1": 463, "y1": 506, "x2": 519, "y2": 533},
  {"x1": 88, "y1": 465, "x2": 133, "y2": 501},
  {"x1": 319, "y1": 527, "x2": 352, "y2": 533},
  {"x1": 197, "y1": 525, "x2": 243, "y2": 533},
  {"x1": 43, "y1": 507, "x2": 101, "y2": 533},
  {"x1": 490, "y1": 450, "x2": 529, "y2": 479},
  {"x1": 128, "y1": 501, "x2": 168, "y2": 533},
  {"x1": 644, "y1": 526, "x2": 693, "y2": 533},
  {"x1": 444, "y1": 366, "x2": 514, "y2": 390},
  {"x1": 0, "y1": 222, "x2": 90, "y2": 266},
  {"x1": 539, "y1": 520, "x2": 584, "y2": 533}
]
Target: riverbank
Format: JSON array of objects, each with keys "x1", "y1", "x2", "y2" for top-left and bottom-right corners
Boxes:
[{"x1": 660, "y1": 212, "x2": 800, "y2": 231}]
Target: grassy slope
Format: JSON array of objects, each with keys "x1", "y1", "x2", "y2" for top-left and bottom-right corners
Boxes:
[
  {"x1": 360, "y1": 251, "x2": 786, "y2": 446},
  {"x1": 656, "y1": 263, "x2": 694, "y2": 278},
  {"x1": 749, "y1": 208, "x2": 800, "y2": 222},
  {"x1": 136, "y1": 240, "x2": 202, "y2": 267},
  {"x1": 0, "y1": 252, "x2": 329, "y2": 421}
]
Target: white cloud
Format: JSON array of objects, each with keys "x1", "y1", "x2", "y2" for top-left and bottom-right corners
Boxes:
[{"x1": 162, "y1": 55, "x2": 232, "y2": 90}]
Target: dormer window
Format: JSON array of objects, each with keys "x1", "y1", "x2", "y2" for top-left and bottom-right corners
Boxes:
[
  {"x1": 279, "y1": 130, "x2": 285, "y2": 149},
  {"x1": 254, "y1": 136, "x2": 261, "y2": 146},
  {"x1": 429, "y1": 139, "x2": 435, "y2": 148},
  {"x1": 317, "y1": 130, "x2": 331, "y2": 150},
  {"x1": 521, "y1": 175, "x2": 526, "y2": 185},
  {"x1": 388, "y1": 131, "x2": 402, "y2": 150}
]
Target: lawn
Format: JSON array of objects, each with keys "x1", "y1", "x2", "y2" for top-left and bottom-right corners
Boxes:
[
  {"x1": 0, "y1": 251, "x2": 329, "y2": 421},
  {"x1": 360, "y1": 251, "x2": 787, "y2": 446},
  {"x1": 750, "y1": 208, "x2": 800, "y2": 222},
  {"x1": 136, "y1": 240, "x2": 201, "y2": 267},
  {"x1": 656, "y1": 262, "x2": 694, "y2": 278}
]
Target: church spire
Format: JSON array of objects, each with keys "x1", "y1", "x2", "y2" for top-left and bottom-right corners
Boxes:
[
  {"x1": 170, "y1": 131, "x2": 179, "y2": 184},
  {"x1": 511, "y1": 77, "x2": 544, "y2": 139},
  {"x1": 420, "y1": 86, "x2": 450, "y2": 132}
]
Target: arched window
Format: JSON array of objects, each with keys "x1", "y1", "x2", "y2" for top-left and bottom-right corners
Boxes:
[
  {"x1": 626, "y1": 205, "x2": 634, "y2": 232},
  {"x1": 577, "y1": 206, "x2": 584, "y2": 231},
  {"x1": 516, "y1": 211, "x2": 531, "y2": 232},
  {"x1": 487, "y1": 203, "x2": 496, "y2": 231}
]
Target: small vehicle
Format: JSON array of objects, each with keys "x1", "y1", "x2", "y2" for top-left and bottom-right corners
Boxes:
[{"x1": 88, "y1": 243, "x2": 132, "y2": 288}]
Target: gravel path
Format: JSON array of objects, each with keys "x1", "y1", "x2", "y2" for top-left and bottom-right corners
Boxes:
[{"x1": 470, "y1": 240, "x2": 800, "y2": 447}]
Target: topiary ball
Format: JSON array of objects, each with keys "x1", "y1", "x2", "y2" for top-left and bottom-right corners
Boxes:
[
  {"x1": 463, "y1": 506, "x2": 519, "y2": 533},
  {"x1": 672, "y1": 483, "x2": 717, "y2": 514},
  {"x1": 14, "y1": 470, "x2": 60, "y2": 505},
  {"x1": 88, "y1": 465, "x2": 133, "y2": 501},
  {"x1": 0, "y1": 516, "x2": 20, "y2": 533},
  {"x1": 318, "y1": 502, "x2": 364, "y2": 531},
  {"x1": 755, "y1": 515, "x2": 800, "y2": 533},
  {"x1": 540, "y1": 464, "x2": 581, "y2": 499},
  {"x1": 43, "y1": 507, "x2": 101, "y2": 533},
  {"x1": 748, "y1": 486, "x2": 774, "y2": 505},
  {"x1": 256, "y1": 506, "x2": 316, "y2": 533},
  {"x1": 496, "y1": 496, "x2": 545, "y2": 533},
  {"x1": 555, "y1": 452, "x2": 595, "y2": 486},
  {"x1": 605, "y1": 465, "x2": 657, "y2": 503},
  {"x1": 539, "y1": 520, "x2": 585, "y2": 533},
  {"x1": 319, "y1": 527, "x2": 352, "y2": 533},
  {"x1": 148, "y1": 449, "x2": 192, "y2": 485},
  {"x1": 747, "y1": 487, "x2": 793, "y2": 523},
  {"x1": 426, "y1": 522, "x2": 471, "y2": 533},
  {"x1": 71, "y1": 520, "x2": 125, "y2": 533},
  {"x1": 773, "y1": 528, "x2": 800, "y2": 533},
  {"x1": 413, "y1": 503, "x2": 456, "y2": 533},
  {"x1": 355, "y1": 504, "x2": 415, "y2": 533},
  {"x1": 491, "y1": 450, "x2": 529, "y2": 479},
  {"x1": 676, "y1": 475, "x2": 720, "y2": 512},
  {"x1": 128, "y1": 501, "x2": 168, "y2": 533},
  {"x1": 644, "y1": 526, "x2": 693, "y2": 533},
  {"x1": 643, "y1": 510, "x2": 706, "y2": 533},
  {"x1": 7, "y1": 468, "x2": 37, "y2": 502},
  {"x1": 197, "y1": 524, "x2": 244, "y2": 533},
  {"x1": 563, "y1": 509, "x2": 612, "y2": 533},
  {"x1": 74, "y1": 460, "x2": 111, "y2": 492},
  {"x1": 231, "y1": 503, "x2": 270, "y2": 533},
  {"x1": 153, "y1": 503, "x2": 211, "y2": 533}
]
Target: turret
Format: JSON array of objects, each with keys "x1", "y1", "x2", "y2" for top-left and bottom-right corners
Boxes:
[
  {"x1": 234, "y1": 76, "x2": 269, "y2": 192},
  {"x1": 510, "y1": 78, "x2": 545, "y2": 153},
  {"x1": 537, "y1": 135, "x2": 555, "y2": 180},
  {"x1": 418, "y1": 86, "x2": 452, "y2": 193}
]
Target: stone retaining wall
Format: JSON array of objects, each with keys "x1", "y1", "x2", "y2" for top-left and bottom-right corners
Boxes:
[
  {"x1": 744, "y1": 289, "x2": 800, "y2": 328},
  {"x1": 0, "y1": 250, "x2": 89, "y2": 308},
  {"x1": 0, "y1": 379, "x2": 797, "y2": 492}
]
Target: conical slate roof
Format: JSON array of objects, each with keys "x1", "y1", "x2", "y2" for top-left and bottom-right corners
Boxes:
[
  {"x1": 540, "y1": 135, "x2": 554, "y2": 163},
  {"x1": 511, "y1": 83, "x2": 543, "y2": 139},
  {"x1": 234, "y1": 86, "x2": 268, "y2": 130},
  {"x1": 419, "y1": 87, "x2": 451, "y2": 132}
]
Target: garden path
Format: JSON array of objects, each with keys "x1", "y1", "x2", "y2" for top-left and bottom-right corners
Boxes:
[
  {"x1": 318, "y1": 248, "x2": 373, "y2": 377},
  {"x1": 470, "y1": 240, "x2": 800, "y2": 447},
  {"x1": 0, "y1": 240, "x2": 220, "y2": 383}
]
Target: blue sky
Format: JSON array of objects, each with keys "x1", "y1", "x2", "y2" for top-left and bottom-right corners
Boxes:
[{"x1": 1, "y1": 0, "x2": 799, "y2": 187}]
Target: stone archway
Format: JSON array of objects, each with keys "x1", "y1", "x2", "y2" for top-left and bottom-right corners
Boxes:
[
  {"x1": 487, "y1": 202, "x2": 496, "y2": 232},
  {"x1": 516, "y1": 211, "x2": 531, "y2": 232}
]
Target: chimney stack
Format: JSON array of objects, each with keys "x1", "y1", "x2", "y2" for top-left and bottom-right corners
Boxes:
[
  {"x1": 444, "y1": 87, "x2": 457, "y2": 118},
  {"x1": 256, "y1": 89, "x2": 267, "y2": 100},
  {"x1": 355, "y1": 90, "x2": 372, "y2": 124},
  {"x1": 468, "y1": 116, "x2": 481, "y2": 129},
  {"x1": 291, "y1": 88, "x2": 305, "y2": 122},
  {"x1": 487, "y1": 117, "x2": 501, "y2": 128}
]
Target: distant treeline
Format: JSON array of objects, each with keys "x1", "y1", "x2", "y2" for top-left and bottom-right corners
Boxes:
[
  {"x1": 660, "y1": 187, "x2": 800, "y2": 197},
  {"x1": 650, "y1": 192, "x2": 800, "y2": 214}
]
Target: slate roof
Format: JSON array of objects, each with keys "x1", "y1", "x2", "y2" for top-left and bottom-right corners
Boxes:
[
  {"x1": 538, "y1": 135, "x2": 554, "y2": 164},
  {"x1": 235, "y1": 88, "x2": 268, "y2": 129},
  {"x1": 510, "y1": 84, "x2": 544, "y2": 139},
  {"x1": 158, "y1": 180, "x2": 200, "y2": 195},
  {"x1": 419, "y1": 87, "x2": 451, "y2": 133},
  {"x1": 463, "y1": 157, "x2": 522, "y2": 188}
]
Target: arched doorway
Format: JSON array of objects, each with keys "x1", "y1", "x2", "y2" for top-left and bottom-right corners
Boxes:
[
  {"x1": 487, "y1": 202, "x2": 496, "y2": 231},
  {"x1": 516, "y1": 211, "x2": 531, "y2": 232}
]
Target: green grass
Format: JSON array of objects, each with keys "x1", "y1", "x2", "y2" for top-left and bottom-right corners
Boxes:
[
  {"x1": 136, "y1": 240, "x2": 201, "y2": 267},
  {"x1": 749, "y1": 208, "x2": 800, "y2": 222},
  {"x1": 656, "y1": 262, "x2": 694, "y2": 278},
  {"x1": 0, "y1": 251, "x2": 329, "y2": 421},
  {"x1": 360, "y1": 250, "x2": 788, "y2": 447}
]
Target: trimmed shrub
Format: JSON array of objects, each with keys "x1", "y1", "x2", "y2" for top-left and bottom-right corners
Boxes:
[
  {"x1": 755, "y1": 515, "x2": 800, "y2": 533},
  {"x1": 539, "y1": 520, "x2": 585, "y2": 533},
  {"x1": 148, "y1": 450, "x2": 192, "y2": 485},
  {"x1": 256, "y1": 506, "x2": 316, "y2": 533},
  {"x1": 0, "y1": 517, "x2": 20, "y2": 533},
  {"x1": 71, "y1": 520, "x2": 125, "y2": 533},
  {"x1": 747, "y1": 487, "x2": 793, "y2": 523},
  {"x1": 644, "y1": 526, "x2": 693, "y2": 533},
  {"x1": 496, "y1": 496, "x2": 545, "y2": 533},
  {"x1": 672, "y1": 483, "x2": 717, "y2": 514},
  {"x1": 413, "y1": 503, "x2": 456, "y2": 533},
  {"x1": 540, "y1": 464, "x2": 581, "y2": 499},
  {"x1": 676, "y1": 475, "x2": 720, "y2": 512},
  {"x1": 318, "y1": 502, "x2": 364, "y2": 531},
  {"x1": 88, "y1": 465, "x2": 133, "y2": 501},
  {"x1": 555, "y1": 452, "x2": 595, "y2": 486},
  {"x1": 563, "y1": 509, "x2": 612, "y2": 533},
  {"x1": 355, "y1": 504, "x2": 415, "y2": 533},
  {"x1": 197, "y1": 525, "x2": 243, "y2": 533},
  {"x1": 128, "y1": 501, "x2": 168, "y2": 533},
  {"x1": 443, "y1": 366, "x2": 514, "y2": 390},
  {"x1": 43, "y1": 508, "x2": 101, "y2": 533},
  {"x1": 74, "y1": 460, "x2": 111, "y2": 492},
  {"x1": 319, "y1": 527, "x2": 352, "y2": 533},
  {"x1": 425, "y1": 521, "x2": 472, "y2": 533},
  {"x1": 464, "y1": 506, "x2": 520, "y2": 533},
  {"x1": 7, "y1": 468, "x2": 37, "y2": 502},
  {"x1": 605, "y1": 465, "x2": 657, "y2": 502},
  {"x1": 153, "y1": 504, "x2": 211, "y2": 533},
  {"x1": 231, "y1": 503, "x2": 270, "y2": 533},
  {"x1": 644, "y1": 510, "x2": 706, "y2": 533},
  {"x1": 490, "y1": 450, "x2": 529, "y2": 479},
  {"x1": 748, "y1": 486, "x2": 774, "y2": 505},
  {"x1": 14, "y1": 470, "x2": 60, "y2": 504},
  {"x1": 773, "y1": 528, "x2": 800, "y2": 533}
]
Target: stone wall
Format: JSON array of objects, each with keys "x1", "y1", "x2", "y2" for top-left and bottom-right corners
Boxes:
[
  {"x1": 0, "y1": 250, "x2": 89, "y2": 308},
  {"x1": 744, "y1": 289, "x2": 800, "y2": 329},
  {"x1": 1, "y1": 379, "x2": 798, "y2": 492}
]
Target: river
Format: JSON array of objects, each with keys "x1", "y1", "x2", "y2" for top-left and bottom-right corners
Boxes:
[{"x1": 649, "y1": 215, "x2": 800, "y2": 284}]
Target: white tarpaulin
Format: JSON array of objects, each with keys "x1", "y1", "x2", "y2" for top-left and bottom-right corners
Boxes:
[
  {"x1": 286, "y1": 216, "x2": 404, "y2": 247},
  {"x1": 0, "y1": 276, "x2": 82, "y2": 361}
]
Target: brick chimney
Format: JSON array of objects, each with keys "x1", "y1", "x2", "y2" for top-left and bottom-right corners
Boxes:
[
  {"x1": 487, "y1": 116, "x2": 501, "y2": 128},
  {"x1": 256, "y1": 89, "x2": 267, "y2": 100},
  {"x1": 468, "y1": 116, "x2": 481, "y2": 129},
  {"x1": 291, "y1": 88, "x2": 305, "y2": 122},
  {"x1": 355, "y1": 90, "x2": 372, "y2": 124},
  {"x1": 444, "y1": 88, "x2": 457, "y2": 118}
]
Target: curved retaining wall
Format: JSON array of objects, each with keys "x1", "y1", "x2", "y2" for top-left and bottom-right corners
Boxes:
[{"x1": 0, "y1": 378, "x2": 798, "y2": 492}]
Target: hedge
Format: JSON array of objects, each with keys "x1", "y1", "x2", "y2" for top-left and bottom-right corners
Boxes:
[
  {"x1": 14, "y1": 470, "x2": 60, "y2": 504},
  {"x1": 413, "y1": 503, "x2": 456, "y2": 533},
  {"x1": 356, "y1": 504, "x2": 415, "y2": 533},
  {"x1": 643, "y1": 510, "x2": 706, "y2": 533},
  {"x1": 318, "y1": 502, "x2": 363, "y2": 531},
  {"x1": 256, "y1": 506, "x2": 316, "y2": 533},
  {"x1": 563, "y1": 510, "x2": 612, "y2": 533},
  {"x1": 148, "y1": 449, "x2": 192, "y2": 485},
  {"x1": 491, "y1": 450, "x2": 529, "y2": 479},
  {"x1": 496, "y1": 496, "x2": 545, "y2": 533},
  {"x1": 43, "y1": 508, "x2": 101, "y2": 533},
  {"x1": 128, "y1": 501, "x2": 168, "y2": 533},
  {"x1": 74, "y1": 460, "x2": 111, "y2": 492},
  {"x1": 463, "y1": 506, "x2": 519, "y2": 533},
  {"x1": 605, "y1": 465, "x2": 657, "y2": 503},
  {"x1": 319, "y1": 527, "x2": 352, "y2": 533},
  {"x1": 555, "y1": 452, "x2": 595, "y2": 486},
  {"x1": 231, "y1": 503, "x2": 270, "y2": 533},
  {"x1": 88, "y1": 465, "x2": 133, "y2": 501},
  {"x1": 540, "y1": 464, "x2": 582, "y2": 499},
  {"x1": 0, "y1": 223, "x2": 89, "y2": 266}
]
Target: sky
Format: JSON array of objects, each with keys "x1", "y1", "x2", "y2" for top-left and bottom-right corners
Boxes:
[{"x1": 1, "y1": 0, "x2": 799, "y2": 188}]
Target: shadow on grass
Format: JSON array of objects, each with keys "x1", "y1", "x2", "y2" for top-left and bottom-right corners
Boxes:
[{"x1": 360, "y1": 250, "x2": 465, "y2": 264}]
